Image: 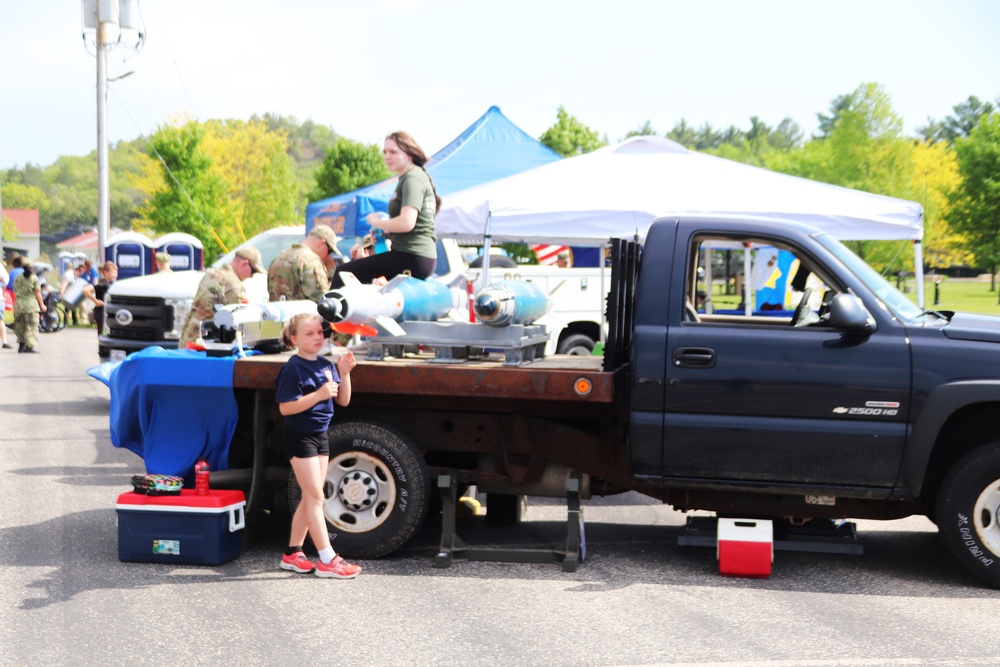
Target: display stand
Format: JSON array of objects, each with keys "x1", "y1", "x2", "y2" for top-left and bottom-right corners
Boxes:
[{"x1": 434, "y1": 471, "x2": 585, "y2": 572}]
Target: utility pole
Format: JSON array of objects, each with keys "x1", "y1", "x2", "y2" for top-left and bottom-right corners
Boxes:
[
  {"x1": 96, "y1": 17, "x2": 110, "y2": 264},
  {"x1": 82, "y1": 0, "x2": 143, "y2": 264}
]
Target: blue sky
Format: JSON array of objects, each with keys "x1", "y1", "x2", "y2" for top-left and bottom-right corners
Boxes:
[{"x1": 2, "y1": 0, "x2": 998, "y2": 170}]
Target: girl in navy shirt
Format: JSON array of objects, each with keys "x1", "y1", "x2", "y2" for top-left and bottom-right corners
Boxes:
[{"x1": 275, "y1": 312, "x2": 361, "y2": 579}]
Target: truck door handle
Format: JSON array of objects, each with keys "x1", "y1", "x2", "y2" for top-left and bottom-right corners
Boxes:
[{"x1": 673, "y1": 347, "x2": 716, "y2": 368}]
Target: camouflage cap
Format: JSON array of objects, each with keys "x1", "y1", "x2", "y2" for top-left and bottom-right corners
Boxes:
[
  {"x1": 310, "y1": 225, "x2": 341, "y2": 255},
  {"x1": 235, "y1": 246, "x2": 265, "y2": 274},
  {"x1": 21, "y1": 258, "x2": 33, "y2": 269},
  {"x1": 155, "y1": 252, "x2": 171, "y2": 264}
]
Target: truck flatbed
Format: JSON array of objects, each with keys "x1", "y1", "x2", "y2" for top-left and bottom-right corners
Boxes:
[{"x1": 233, "y1": 351, "x2": 618, "y2": 411}]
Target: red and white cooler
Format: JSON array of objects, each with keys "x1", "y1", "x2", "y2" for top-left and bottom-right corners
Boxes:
[
  {"x1": 717, "y1": 518, "x2": 773, "y2": 578},
  {"x1": 116, "y1": 489, "x2": 246, "y2": 565}
]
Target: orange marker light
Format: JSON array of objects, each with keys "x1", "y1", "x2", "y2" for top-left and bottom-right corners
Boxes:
[{"x1": 574, "y1": 377, "x2": 593, "y2": 396}]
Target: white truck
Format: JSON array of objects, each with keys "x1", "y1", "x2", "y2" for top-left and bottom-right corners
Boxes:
[{"x1": 99, "y1": 226, "x2": 607, "y2": 358}]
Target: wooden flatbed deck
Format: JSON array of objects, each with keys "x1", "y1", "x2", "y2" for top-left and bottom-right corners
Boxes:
[{"x1": 233, "y1": 351, "x2": 617, "y2": 406}]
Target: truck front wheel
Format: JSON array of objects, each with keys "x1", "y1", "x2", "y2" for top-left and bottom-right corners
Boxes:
[
  {"x1": 936, "y1": 443, "x2": 1000, "y2": 588},
  {"x1": 287, "y1": 420, "x2": 430, "y2": 560}
]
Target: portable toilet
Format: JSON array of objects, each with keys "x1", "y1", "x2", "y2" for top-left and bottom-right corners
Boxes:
[
  {"x1": 106, "y1": 232, "x2": 154, "y2": 279},
  {"x1": 57, "y1": 252, "x2": 75, "y2": 276},
  {"x1": 155, "y1": 232, "x2": 204, "y2": 271}
]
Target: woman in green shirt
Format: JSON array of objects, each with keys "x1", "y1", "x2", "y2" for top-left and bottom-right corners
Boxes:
[{"x1": 331, "y1": 131, "x2": 441, "y2": 287}]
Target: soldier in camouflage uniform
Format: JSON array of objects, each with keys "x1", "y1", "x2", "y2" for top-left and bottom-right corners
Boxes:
[
  {"x1": 13, "y1": 258, "x2": 46, "y2": 353},
  {"x1": 267, "y1": 226, "x2": 340, "y2": 303},
  {"x1": 179, "y1": 246, "x2": 265, "y2": 349}
]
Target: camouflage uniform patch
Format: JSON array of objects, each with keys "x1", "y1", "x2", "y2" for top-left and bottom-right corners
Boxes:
[
  {"x1": 267, "y1": 244, "x2": 331, "y2": 303},
  {"x1": 179, "y1": 264, "x2": 248, "y2": 348}
]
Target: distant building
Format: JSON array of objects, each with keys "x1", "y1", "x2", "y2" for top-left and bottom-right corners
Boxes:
[{"x1": 2, "y1": 209, "x2": 41, "y2": 262}]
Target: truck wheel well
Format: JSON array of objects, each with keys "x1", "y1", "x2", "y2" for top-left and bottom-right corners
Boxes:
[
  {"x1": 924, "y1": 402, "x2": 1000, "y2": 501},
  {"x1": 557, "y1": 322, "x2": 600, "y2": 347}
]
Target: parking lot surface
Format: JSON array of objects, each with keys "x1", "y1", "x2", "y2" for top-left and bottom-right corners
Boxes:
[{"x1": 2, "y1": 328, "x2": 999, "y2": 666}]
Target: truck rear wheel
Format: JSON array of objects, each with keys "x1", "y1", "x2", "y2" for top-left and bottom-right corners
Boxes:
[
  {"x1": 936, "y1": 443, "x2": 1000, "y2": 588},
  {"x1": 287, "y1": 420, "x2": 430, "y2": 559}
]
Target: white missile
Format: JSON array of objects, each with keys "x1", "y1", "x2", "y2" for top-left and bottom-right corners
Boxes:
[
  {"x1": 212, "y1": 300, "x2": 318, "y2": 330},
  {"x1": 317, "y1": 272, "x2": 466, "y2": 337}
]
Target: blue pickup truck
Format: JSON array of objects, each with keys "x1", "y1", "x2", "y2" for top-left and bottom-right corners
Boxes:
[{"x1": 216, "y1": 215, "x2": 1000, "y2": 587}]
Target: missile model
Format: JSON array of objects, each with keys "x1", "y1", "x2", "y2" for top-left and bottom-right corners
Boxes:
[
  {"x1": 317, "y1": 272, "x2": 467, "y2": 337},
  {"x1": 210, "y1": 300, "x2": 318, "y2": 349},
  {"x1": 473, "y1": 280, "x2": 550, "y2": 327}
]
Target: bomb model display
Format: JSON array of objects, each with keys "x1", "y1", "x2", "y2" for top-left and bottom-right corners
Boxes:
[
  {"x1": 316, "y1": 272, "x2": 466, "y2": 337},
  {"x1": 473, "y1": 281, "x2": 550, "y2": 327},
  {"x1": 205, "y1": 300, "x2": 319, "y2": 354},
  {"x1": 314, "y1": 273, "x2": 553, "y2": 366}
]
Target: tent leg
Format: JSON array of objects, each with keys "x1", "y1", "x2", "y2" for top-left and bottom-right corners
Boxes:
[{"x1": 914, "y1": 240, "x2": 925, "y2": 309}]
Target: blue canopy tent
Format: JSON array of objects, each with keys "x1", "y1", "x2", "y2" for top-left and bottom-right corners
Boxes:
[{"x1": 305, "y1": 106, "x2": 561, "y2": 240}]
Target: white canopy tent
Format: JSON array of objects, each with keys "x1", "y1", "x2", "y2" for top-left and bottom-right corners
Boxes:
[{"x1": 435, "y1": 135, "x2": 926, "y2": 305}]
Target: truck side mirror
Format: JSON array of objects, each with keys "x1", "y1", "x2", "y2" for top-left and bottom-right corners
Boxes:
[{"x1": 827, "y1": 294, "x2": 877, "y2": 335}]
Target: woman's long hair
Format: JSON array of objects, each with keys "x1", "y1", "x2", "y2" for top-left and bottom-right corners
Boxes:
[{"x1": 387, "y1": 131, "x2": 442, "y2": 214}]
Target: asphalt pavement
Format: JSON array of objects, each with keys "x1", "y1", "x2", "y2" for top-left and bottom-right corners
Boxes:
[{"x1": 2, "y1": 327, "x2": 1000, "y2": 666}]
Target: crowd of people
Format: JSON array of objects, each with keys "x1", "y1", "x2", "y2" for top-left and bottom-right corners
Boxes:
[{"x1": 1, "y1": 253, "x2": 120, "y2": 355}]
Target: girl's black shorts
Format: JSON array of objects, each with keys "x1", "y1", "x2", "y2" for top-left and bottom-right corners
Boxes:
[{"x1": 283, "y1": 425, "x2": 330, "y2": 460}]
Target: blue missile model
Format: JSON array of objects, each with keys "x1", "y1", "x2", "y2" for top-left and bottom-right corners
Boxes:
[
  {"x1": 473, "y1": 280, "x2": 550, "y2": 326},
  {"x1": 317, "y1": 272, "x2": 466, "y2": 337}
]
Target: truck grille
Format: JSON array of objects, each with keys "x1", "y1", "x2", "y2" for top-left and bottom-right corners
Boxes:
[
  {"x1": 106, "y1": 296, "x2": 173, "y2": 342},
  {"x1": 109, "y1": 295, "x2": 160, "y2": 308}
]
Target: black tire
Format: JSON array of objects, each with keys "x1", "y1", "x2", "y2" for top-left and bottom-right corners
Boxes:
[
  {"x1": 287, "y1": 420, "x2": 430, "y2": 560},
  {"x1": 936, "y1": 443, "x2": 1000, "y2": 588},
  {"x1": 469, "y1": 255, "x2": 518, "y2": 268},
  {"x1": 557, "y1": 333, "x2": 596, "y2": 356},
  {"x1": 485, "y1": 493, "x2": 523, "y2": 526}
]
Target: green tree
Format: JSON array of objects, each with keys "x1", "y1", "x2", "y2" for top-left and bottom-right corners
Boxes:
[
  {"x1": 947, "y1": 112, "x2": 1000, "y2": 293},
  {"x1": 142, "y1": 121, "x2": 230, "y2": 258},
  {"x1": 201, "y1": 118, "x2": 299, "y2": 242},
  {"x1": 624, "y1": 120, "x2": 657, "y2": 139},
  {"x1": 0, "y1": 181, "x2": 48, "y2": 212},
  {"x1": 310, "y1": 137, "x2": 390, "y2": 201},
  {"x1": 138, "y1": 118, "x2": 299, "y2": 259},
  {"x1": 539, "y1": 106, "x2": 606, "y2": 157},
  {"x1": 917, "y1": 95, "x2": 996, "y2": 144},
  {"x1": 258, "y1": 113, "x2": 339, "y2": 211},
  {"x1": 780, "y1": 83, "x2": 918, "y2": 269},
  {"x1": 666, "y1": 119, "x2": 697, "y2": 148}
]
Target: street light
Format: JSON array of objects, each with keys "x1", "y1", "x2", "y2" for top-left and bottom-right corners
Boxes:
[{"x1": 81, "y1": 0, "x2": 144, "y2": 263}]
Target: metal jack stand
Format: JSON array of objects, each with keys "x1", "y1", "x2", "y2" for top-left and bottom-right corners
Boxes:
[{"x1": 434, "y1": 471, "x2": 585, "y2": 572}]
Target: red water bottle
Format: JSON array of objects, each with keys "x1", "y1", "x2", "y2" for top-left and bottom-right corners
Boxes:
[{"x1": 194, "y1": 458, "x2": 210, "y2": 495}]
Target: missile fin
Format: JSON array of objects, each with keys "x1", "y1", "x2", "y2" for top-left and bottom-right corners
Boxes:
[
  {"x1": 331, "y1": 322, "x2": 379, "y2": 337},
  {"x1": 375, "y1": 316, "x2": 407, "y2": 337},
  {"x1": 339, "y1": 271, "x2": 362, "y2": 287}
]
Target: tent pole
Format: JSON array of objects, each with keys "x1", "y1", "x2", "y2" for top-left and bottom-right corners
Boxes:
[
  {"x1": 743, "y1": 243, "x2": 752, "y2": 317},
  {"x1": 914, "y1": 240, "x2": 925, "y2": 309},
  {"x1": 481, "y1": 202, "x2": 492, "y2": 287}
]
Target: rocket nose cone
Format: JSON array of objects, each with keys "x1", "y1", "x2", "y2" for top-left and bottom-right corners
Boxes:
[
  {"x1": 474, "y1": 292, "x2": 499, "y2": 319},
  {"x1": 316, "y1": 296, "x2": 343, "y2": 322}
]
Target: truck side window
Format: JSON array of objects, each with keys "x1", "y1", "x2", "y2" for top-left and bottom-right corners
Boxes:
[{"x1": 689, "y1": 236, "x2": 836, "y2": 327}]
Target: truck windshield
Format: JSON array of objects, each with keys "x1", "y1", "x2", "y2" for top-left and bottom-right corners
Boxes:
[{"x1": 815, "y1": 234, "x2": 925, "y2": 322}]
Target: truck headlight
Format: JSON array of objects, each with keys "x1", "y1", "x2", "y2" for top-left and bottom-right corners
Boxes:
[{"x1": 164, "y1": 298, "x2": 191, "y2": 339}]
